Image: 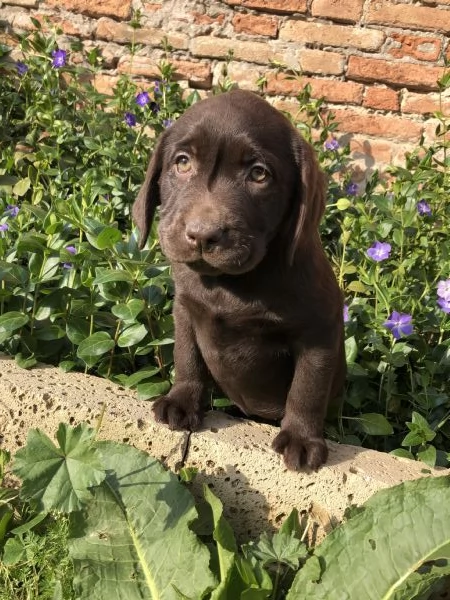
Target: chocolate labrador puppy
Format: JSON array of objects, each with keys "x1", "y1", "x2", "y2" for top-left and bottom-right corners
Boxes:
[{"x1": 133, "y1": 89, "x2": 345, "y2": 470}]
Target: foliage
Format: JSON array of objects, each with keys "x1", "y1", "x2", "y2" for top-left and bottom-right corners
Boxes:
[
  {"x1": 1, "y1": 424, "x2": 450, "y2": 599},
  {"x1": 0, "y1": 28, "x2": 450, "y2": 465}
]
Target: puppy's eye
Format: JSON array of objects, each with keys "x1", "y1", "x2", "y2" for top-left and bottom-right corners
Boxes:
[
  {"x1": 249, "y1": 165, "x2": 269, "y2": 183},
  {"x1": 175, "y1": 154, "x2": 192, "y2": 174}
]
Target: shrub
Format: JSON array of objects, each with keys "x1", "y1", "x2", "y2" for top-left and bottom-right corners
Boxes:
[
  {"x1": 0, "y1": 28, "x2": 449, "y2": 465},
  {"x1": 1, "y1": 425, "x2": 449, "y2": 599}
]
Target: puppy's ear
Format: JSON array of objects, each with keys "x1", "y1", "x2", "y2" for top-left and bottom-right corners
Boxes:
[
  {"x1": 132, "y1": 133, "x2": 168, "y2": 249},
  {"x1": 288, "y1": 135, "x2": 326, "y2": 263}
]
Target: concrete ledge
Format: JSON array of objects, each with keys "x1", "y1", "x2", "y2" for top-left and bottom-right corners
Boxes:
[{"x1": 0, "y1": 354, "x2": 443, "y2": 542}]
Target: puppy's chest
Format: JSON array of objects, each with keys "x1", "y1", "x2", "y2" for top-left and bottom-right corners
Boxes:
[{"x1": 179, "y1": 287, "x2": 288, "y2": 351}]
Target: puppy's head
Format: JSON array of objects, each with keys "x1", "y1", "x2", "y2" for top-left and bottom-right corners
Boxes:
[{"x1": 133, "y1": 90, "x2": 325, "y2": 275}]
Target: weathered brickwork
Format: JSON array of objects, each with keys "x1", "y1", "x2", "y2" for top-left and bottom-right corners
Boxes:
[{"x1": 1, "y1": 0, "x2": 449, "y2": 170}]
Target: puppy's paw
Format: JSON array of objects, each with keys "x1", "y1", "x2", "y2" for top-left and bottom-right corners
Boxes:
[
  {"x1": 152, "y1": 393, "x2": 203, "y2": 431},
  {"x1": 272, "y1": 429, "x2": 328, "y2": 471}
]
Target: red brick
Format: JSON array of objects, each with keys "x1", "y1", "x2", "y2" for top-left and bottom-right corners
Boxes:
[
  {"x1": 191, "y1": 36, "x2": 274, "y2": 64},
  {"x1": 401, "y1": 91, "x2": 450, "y2": 115},
  {"x1": 192, "y1": 11, "x2": 226, "y2": 26},
  {"x1": 225, "y1": 0, "x2": 307, "y2": 14},
  {"x1": 214, "y1": 62, "x2": 260, "y2": 91},
  {"x1": 270, "y1": 98, "x2": 310, "y2": 122},
  {"x1": 311, "y1": 0, "x2": 364, "y2": 23},
  {"x1": 118, "y1": 55, "x2": 212, "y2": 86},
  {"x1": 118, "y1": 56, "x2": 166, "y2": 79},
  {"x1": 95, "y1": 17, "x2": 188, "y2": 49},
  {"x1": 93, "y1": 73, "x2": 120, "y2": 95},
  {"x1": 171, "y1": 59, "x2": 212, "y2": 87},
  {"x1": 142, "y1": 2, "x2": 163, "y2": 12},
  {"x1": 347, "y1": 56, "x2": 443, "y2": 91},
  {"x1": 333, "y1": 107, "x2": 423, "y2": 142},
  {"x1": 27, "y1": 12, "x2": 89, "y2": 36},
  {"x1": 265, "y1": 73, "x2": 364, "y2": 104},
  {"x1": 46, "y1": 0, "x2": 132, "y2": 19},
  {"x1": 7, "y1": 11, "x2": 35, "y2": 31},
  {"x1": 363, "y1": 86, "x2": 399, "y2": 111},
  {"x1": 0, "y1": 31, "x2": 17, "y2": 46},
  {"x1": 298, "y1": 49, "x2": 345, "y2": 76},
  {"x1": 349, "y1": 136, "x2": 394, "y2": 164},
  {"x1": 3, "y1": 0, "x2": 37, "y2": 6},
  {"x1": 388, "y1": 33, "x2": 441, "y2": 62},
  {"x1": 424, "y1": 118, "x2": 445, "y2": 143},
  {"x1": 232, "y1": 13, "x2": 278, "y2": 37},
  {"x1": 280, "y1": 20, "x2": 384, "y2": 51},
  {"x1": 366, "y1": 1, "x2": 450, "y2": 34}
]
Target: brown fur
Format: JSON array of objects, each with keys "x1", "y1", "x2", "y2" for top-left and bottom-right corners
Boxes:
[{"x1": 133, "y1": 90, "x2": 345, "y2": 470}]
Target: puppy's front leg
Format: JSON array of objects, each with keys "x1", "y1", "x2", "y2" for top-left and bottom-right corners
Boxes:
[
  {"x1": 272, "y1": 336, "x2": 342, "y2": 471},
  {"x1": 152, "y1": 299, "x2": 209, "y2": 431}
]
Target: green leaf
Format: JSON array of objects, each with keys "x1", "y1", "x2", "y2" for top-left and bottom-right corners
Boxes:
[
  {"x1": 77, "y1": 332, "x2": 115, "y2": 368},
  {"x1": 288, "y1": 476, "x2": 450, "y2": 599},
  {"x1": 137, "y1": 380, "x2": 170, "y2": 400},
  {"x1": 12, "y1": 424, "x2": 106, "y2": 512},
  {"x1": 117, "y1": 323, "x2": 148, "y2": 348},
  {"x1": 2, "y1": 537, "x2": 26, "y2": 565},
  {"x1": 336, "y1": 198, "x2": 352, "y2": 210},
  {"x1": 94, "y1": 227, "x2": 122, "y2": 250},
  {"x1": 389, "y1": 449, "x2": 415, "y2": 460},
  {"x1": 417, "y1": 444, "x2": 437, "y2": 468},
  {"x1": 93, "y1": 268, "x2": 134, "y2": 284},
  {"x1": 244, "y1": 511, "x2": 307, "y2": 570},
  {"x1": 111, "y1": 299, "x2": 145, "y2": 322},
  {"x1": 115, "y1": 366, "x2": 161, "y2": 388},
  {"x1": 347, "y1": 281, "x2": 367, "y2": 294},
  {"x1": 345, "y1": 336, "x2": 358, "y2": 364},
  {"x1": 13, "y1": 176, "x2": 31, "y2": 197},
  {"x1": 0, "y1": 311, "x2": 29, "y2": 343},
  {"x1": 147, "y1": 337, "x2": 175, "y2": 346},
  {"x1": 356, "y1": 413, "x2": 394, "y2": 435},
  {"x1": 69, "y1": 441, "x2": 216, "y2": 599},
  {"x1": 66, "y1": 317, "x2": 91, "y2": 345}
]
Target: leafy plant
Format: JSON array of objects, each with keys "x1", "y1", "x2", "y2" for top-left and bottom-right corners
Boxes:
[
  {"x1": 1, "y1": 28, "x2": 450, "y2": 466},
  {"x1": 1, "y1": 424, "x2": 449, "y2": 599}
]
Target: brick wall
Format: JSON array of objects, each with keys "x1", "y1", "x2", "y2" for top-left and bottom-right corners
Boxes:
[{"x1": 1, "y1": 0, "x2": 450, "y2": 178}]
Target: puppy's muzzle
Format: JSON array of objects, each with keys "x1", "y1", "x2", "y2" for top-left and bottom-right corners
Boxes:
[{"x1": 185, "y1": 219, "x2": 226, "y2": 253}]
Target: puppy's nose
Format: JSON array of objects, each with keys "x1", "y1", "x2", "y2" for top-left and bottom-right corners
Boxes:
[{"x1": 185, "y1": 221, "x2": 224, "y2": 251}]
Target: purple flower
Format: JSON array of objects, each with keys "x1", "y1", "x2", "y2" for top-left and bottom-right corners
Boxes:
[
  {"x1": 150, "y1": 101, "x2": 160, "y2": 114},
  {"x1": 346, "y1": 182, "x2": 359, "y2": 196},
  {"x1": 124, "y1": 112, "x2": 137, "y2": 127},
  {"x1": 438, "y1": 298, "x2": 450, "y2": 314},
  {"x1": 62, "y1": 262, "x2": 73, "y2": 269},
  {"x1": 16, "y1": 62, "x2": 28, "y2": 76},
  {"x1": 0, "y1": 223, "x2": 8, "y2": 232},
  {"x1": 65, "y1": 245, "x2": 76, "y2": 255},
  {"x1": 417, "y1": 200, "x2": 431, "y2": 216},
  {"x1": 325, "y1": 138, "x2": 339, "y2": 151},
  {"x1": 51, "y1": 49, "x2": 67, "y2": 68},
  {"x1": 343, "y1": 304, "x2": 350, "y2": 323},
  {"x1": 367, "y1": 241, "x2": 391, "y2": 262},
  {"x1": 162, "y1": 118, "x2": 173, "y2": 128},
  {"x1": 5, "y1": 204, "x2": 19, "y2": 217},
  {"x1": 384, "y1": 311, "x2": 414, "y2": 340},
  {"x1": 437, "y1": 279, "x2": 450, "y2": 302},
  {"x1": 136, "y1": 91, "x2": 150, "y2": 106},
  {"x1": 154, "y1": 81, "x2": 162, "y2": 96}
]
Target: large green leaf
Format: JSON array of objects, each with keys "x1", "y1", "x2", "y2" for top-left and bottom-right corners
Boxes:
[
  {"x1": 76, "y1": 331, "x2": 115, "y2": 367},
  {"x1": 69, "y1": 442, "x2": 216, "y2": 600},
  {"x1": 13, "y1": 424, "x2": 106, "y2": 512},
  {"x1": 287, "y1": 476, "x2": 450, "y2": 599},
  {"x1": 205, "y1": 486, "x2": 272, "y2": 600},
  {"x1": 0, "y1": 311, "x2": 29, "y2": 343}
]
